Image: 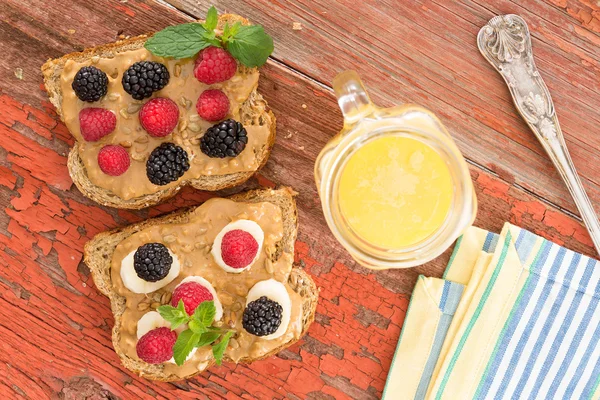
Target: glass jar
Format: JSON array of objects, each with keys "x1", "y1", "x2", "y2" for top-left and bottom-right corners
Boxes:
[{"x1": 315, "y1": 70, "x2": 477, "y2": 269}]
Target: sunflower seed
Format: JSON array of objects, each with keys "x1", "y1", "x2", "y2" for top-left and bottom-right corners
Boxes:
[
  {"x1": 134, "y1": 143, "x2": 148, "y2": 153},
  {"x1": 174, "y1": 64, "x2": 182, "y2": 78},
  {"x1": 220, "y1": 293, "x2": 234, "y2": 306},
  {"x1": 137, "y1": 302, "x2": 149, "y2": 311},
  {"x1": 131, "y1": 151, "x2": 147, "y2": 161},
  {"x1": 134, "y1": 135, "x2": 149, "y2": 143},
  {"x1": 290, "y1": 273, "x2": 298, "y2": 288},
  {"x1": 127, "y1": 103, "x2": 142, "y2": 114},
  {"x1": 161, "y1": 292, "x2": 172, "y2": 305},
  {"x1": 179, "y1": 120, "x2": 188, "y2": 133},
  {"x1": 265, "y1": 259, "x2": 274, "y2": 274},
  {"x1": 188, "y1": 122, "x2": 201, "y2": 132},
  {"x1": 119, "y1": 108, "x2": 129, "y2": 119}
]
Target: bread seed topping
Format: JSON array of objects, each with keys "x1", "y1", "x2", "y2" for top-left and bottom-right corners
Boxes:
[
  {"x1": 111, "y1": 198, "x2": 302, "y2": 378},
  {"x1": 60, "y1": 46, "x2": 272, "y2": 200}
]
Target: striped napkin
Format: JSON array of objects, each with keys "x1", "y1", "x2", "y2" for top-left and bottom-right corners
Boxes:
[{"x1": 383, "y1": 223, "x2": 600, "y2": 400}]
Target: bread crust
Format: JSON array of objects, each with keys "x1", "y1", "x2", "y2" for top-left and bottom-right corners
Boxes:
[
  {"x1": 84, "y1": 187, "x2": 318, "y2": 381},
  {"x1": 42, "y1": 14, "x2": 276, "y2": 209}
]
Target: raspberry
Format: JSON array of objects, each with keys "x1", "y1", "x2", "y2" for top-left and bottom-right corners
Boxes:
[
  {"x1": 221, "y1": 229, "x2": 259, "y2": 269},
  {"x1": 79, "y1": 108, "x2": 116, "y2": 142},
  {"x1": 136, "y1": 327, "x2": 177, "y2": 364},
  {"x1": 98, "y1": 145, "x2": 130, "y2": 176},
  {"x1": 196, "y1": 89, "x2": 230, "y2": 122},
  {"x1": 194, "y1": 47, "x2": 237, "y2": 84},
  {"x1": 171, "y1": 282, "x2": 214, "y2": 316},
  {"x1": 139, "y1": 98, "x2": 179, "y2": 137}
]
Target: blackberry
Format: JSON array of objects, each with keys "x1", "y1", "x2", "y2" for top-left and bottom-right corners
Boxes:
[
  {"x1": 200, "y1": 119, "x2": 248, "y2": 158},
  {"x1": 133, "y1": 243, "x2": 172, "y2": 282},
  {"x1": 146, "y1": 143, "x2": 190, "y2": 185},
  {"x1": 72, "y1": 66, "x2": 108, "y2": 102},
  {"x1": 122, "y1": 61, "x2": 170, "y2": 100},
  {"x1": 242, "y1": 296, "x2": 283, "y2": 336}
]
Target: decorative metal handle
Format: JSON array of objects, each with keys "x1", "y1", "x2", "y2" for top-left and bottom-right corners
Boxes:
[{"x1": 478, "y1": 14, "x2": 600, "y2": 255}]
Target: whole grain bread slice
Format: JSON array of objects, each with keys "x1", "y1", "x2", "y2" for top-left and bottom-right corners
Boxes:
[
  {"x1": 84, "y1": 187, "x2": 318, "y2": 381},
  {"x1": 42, "y1": 14, "x2": 276, "y2": 209}
]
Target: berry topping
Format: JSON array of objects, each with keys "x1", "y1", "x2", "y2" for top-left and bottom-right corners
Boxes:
[
  {"x1": 133, "y1": 243, "x2": 173, "y2": 282},
  {"x1": 139, "y1": 98, "x2": 179, "y2": 137},
  {"x1": 193, "y1": 46, "x2": 237, "y2": 84},
  {"x1": 72, "y1": 66, "x2": 108, "y2": 102},
  {"x1": 146, "y1": 143, "x2": 190, "y2": 186},
  {"x1": 242, "y1": 296, "x2": 283, "y2": 337},
  {"x1": 97, "y1": 145, "x2": 130, "y2": 176},
  {"x1": 221, "y1": 229, "x2": 259, "y2": 269},
  {"x1": 79, "y1": 108, "x2": 116, "y2": 142},
  {"x1": 200, "y1": 119, "x2": 248, "y2": 158},
  {"x1": 196, "y1": 89, "x2": 230, "y2": 122},
  {"x1": 136, "y1": 327, "x2": 177, "y2": 364},
  {"x1": 122, "y1": 61, "x2": 170, "y2": 100},
  {"x1": 171, "y1": 282, "x2": 214, "y2": 316}
]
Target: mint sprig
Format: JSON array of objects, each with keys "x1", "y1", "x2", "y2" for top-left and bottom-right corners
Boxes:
[
  {"x1": 212, "y1": 331, "x2": 234, "y2": 366},
  {"x1": 222, "y1": 25, "x2": 274, "y2": 68},
  {"x1": 144, "y1": 6, "x2": 273, "y2": 67},
  {"x1": 144, "y1": 23, "x2": 212, "y2": 59},
  {"x1": 158, "y1": 300, "x2": 233, "y2": 366},
  {"x1": 157, "y1": 299, "x2": 189, "y2": 330}
]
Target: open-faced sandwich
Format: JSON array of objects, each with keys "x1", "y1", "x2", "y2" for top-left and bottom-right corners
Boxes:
[
  {"x1": 42, "y1": 8, "x2": 276, "y2": 209},
  {"x1": 84, "y1": 188, "x2": 318, "y2": 381}
]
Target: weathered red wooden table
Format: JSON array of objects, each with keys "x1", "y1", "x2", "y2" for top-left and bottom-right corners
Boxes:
[{"x1": 1, "y1": 0, "x2": 600, "y2": 398}]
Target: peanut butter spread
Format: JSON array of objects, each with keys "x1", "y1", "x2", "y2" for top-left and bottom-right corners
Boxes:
[
  {"x1": 111, "y1": 198, "x2": 302, "y2": 378},
  {"x1": 60, "y1": 48, "x2": 271, "y2": 200}
]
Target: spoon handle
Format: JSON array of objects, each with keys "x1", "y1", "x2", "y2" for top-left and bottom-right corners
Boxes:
[{"x1": 478, "y1": 14, "x2": 600, "y2": 255}]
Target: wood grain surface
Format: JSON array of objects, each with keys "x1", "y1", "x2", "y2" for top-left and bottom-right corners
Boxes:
[{"x1": 0, "y1": 0, "x2": 599, "y2": 399}]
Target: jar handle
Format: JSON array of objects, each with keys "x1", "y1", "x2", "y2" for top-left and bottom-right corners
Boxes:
[{"x1": 333, "y1": 70, "x2": 374, "y2": 125}]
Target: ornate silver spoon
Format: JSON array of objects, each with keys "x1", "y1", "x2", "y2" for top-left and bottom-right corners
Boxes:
[{"x1": 478, "y1": 14, "x2": 600, "y2": 255}]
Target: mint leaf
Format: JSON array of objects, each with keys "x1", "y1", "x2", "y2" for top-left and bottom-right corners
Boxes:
[
  {"x1": 212, "y1": 331, "x2": 233, "y2": 366},
  {"x1": 222, "y1": 22, "x2": 242, "y2": 43},
  {"x1": 188, "y1": 319, "x2": 206, "y2": 335},
  {"x1": 226, "y1": 25, "x2": 274, "y2": 67},
  {"x1": 196, "y1": 331, "x2": 220, "y2": 348},
  {"x1": 173, "y1": 329, "x2": 200, "y2": 366},
  {"x1": 193, "y1": 301, "x2": 216, "y2": 326},
  {"x1": 157, "y1": 300, "x2": 189, "y2": 330},
  {"x1": 145, "y1": 23, "x2": 211, "y2": 59},
  {"x1": 204, "y1": 6, "x2": 218, "y2": 31},
  {"x1": 200, "y1": 30, "x2": 222, "y2": 48}
]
